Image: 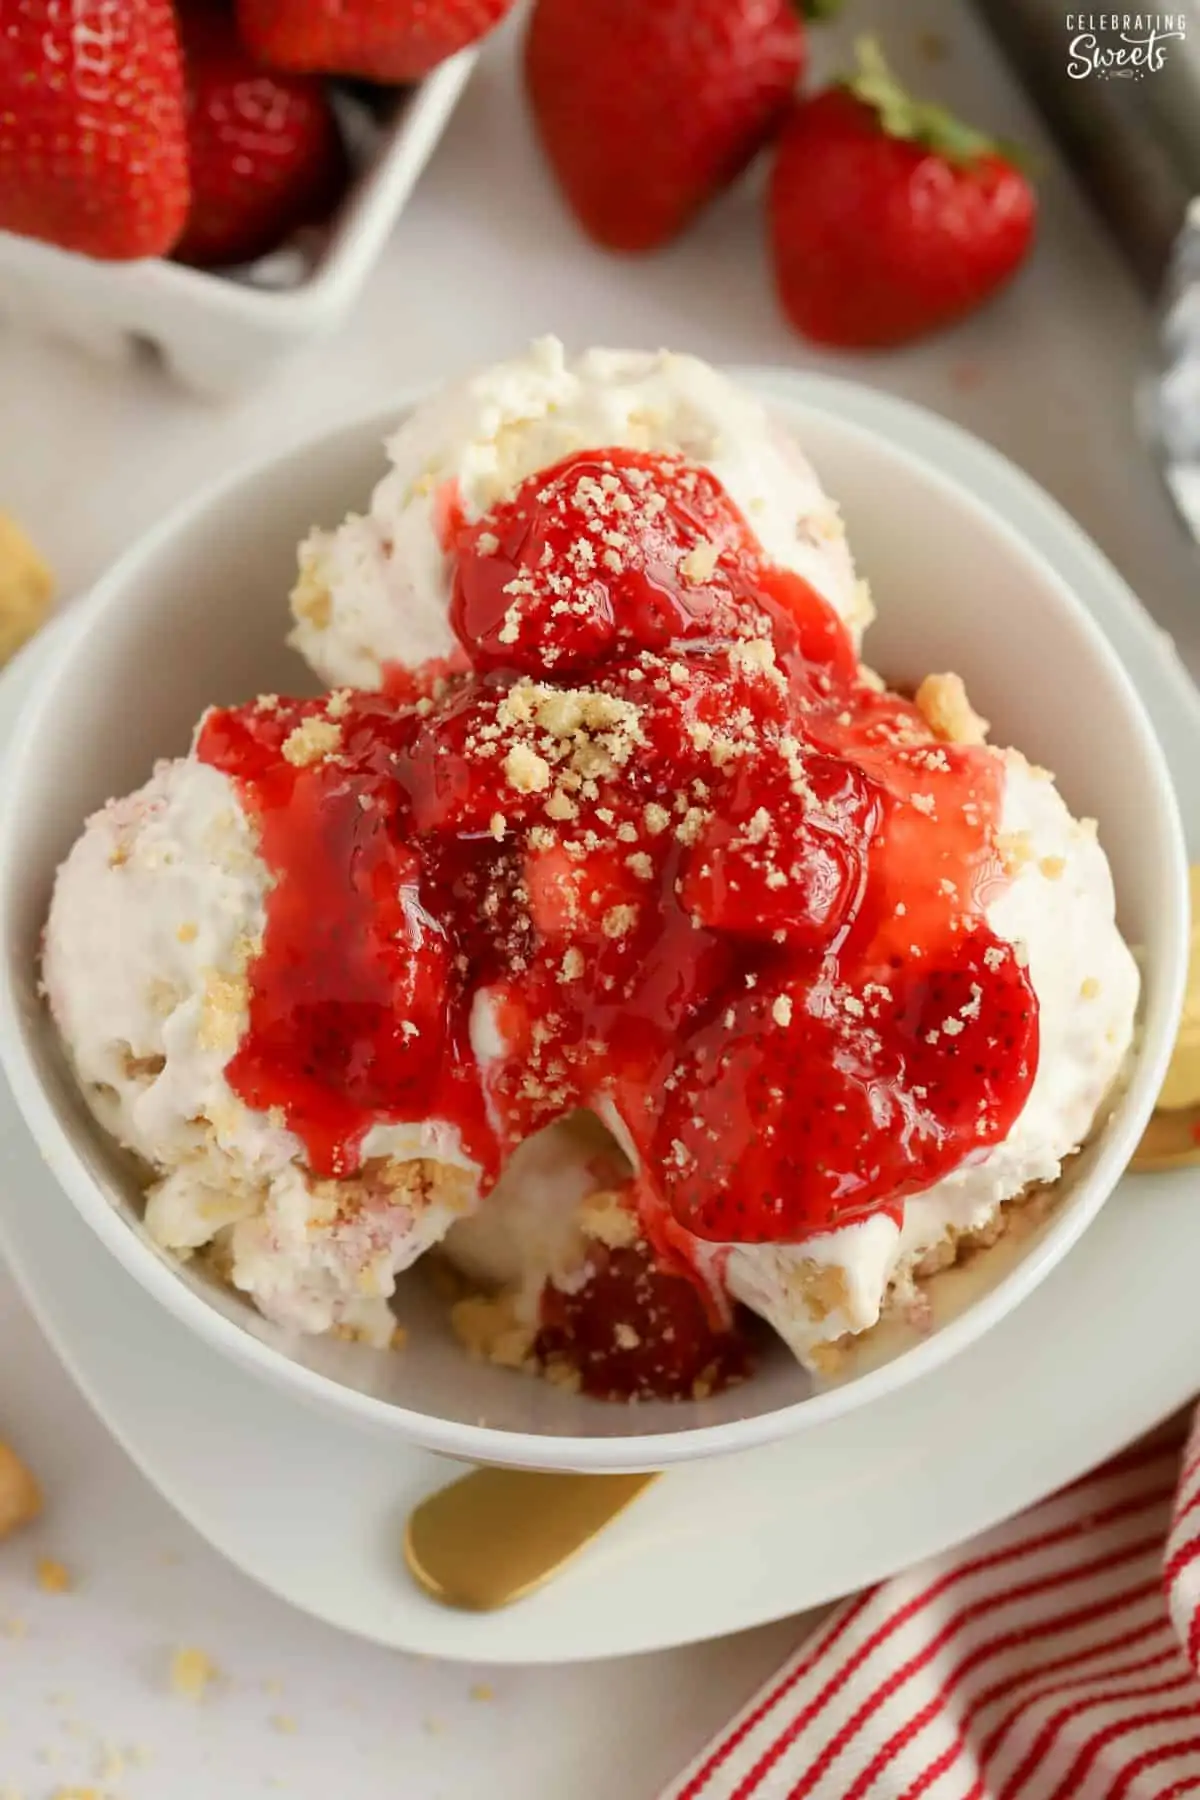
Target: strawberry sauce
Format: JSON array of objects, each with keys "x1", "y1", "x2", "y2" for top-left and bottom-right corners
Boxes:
[{"x1": 198, "y1": 448, "x2": 1038, "y2": 1398}]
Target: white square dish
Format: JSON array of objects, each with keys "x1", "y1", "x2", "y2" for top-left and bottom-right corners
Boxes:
[{"x1": 0, "y1": 51, "x2": 477, "y2": 397}]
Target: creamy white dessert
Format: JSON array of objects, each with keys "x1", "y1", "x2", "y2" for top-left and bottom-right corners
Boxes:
[
  {"x1": 288, "y1": 337, "x2": 868, "y2": 690},
  {"x1": 42, "y1": 754, "x2": 477, "y2": 1346},
  {"x1": 43, "y1": 685, "x2": 1138, "y2": 1382},
  {"x1": 445, "y1": 736, "x2": 1139, "y2": 1373},
  {"x1": 42, "y1": 342, "x2": 1141, "y2": 1400},
  {"x1": 713, "y1": 743, "x2": 1139, "y2": 1367}
]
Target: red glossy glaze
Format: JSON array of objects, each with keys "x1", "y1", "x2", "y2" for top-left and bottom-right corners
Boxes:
[
  {"x1": 198, "y1": 447, "x2": 1038, "y2": 1396},
  {"x1": 536, "y1": 1241, "x2": 750, "y2": 1401}
]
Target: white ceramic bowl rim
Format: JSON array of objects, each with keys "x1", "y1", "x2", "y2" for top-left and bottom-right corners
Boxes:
[{"x1": 0, "y1": 370, "x2": 1187, "y2": 1470}]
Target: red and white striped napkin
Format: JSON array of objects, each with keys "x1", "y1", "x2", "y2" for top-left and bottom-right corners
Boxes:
[{"x1": 661, "y1": 1415, "x2": 1200, "y2": 1800}]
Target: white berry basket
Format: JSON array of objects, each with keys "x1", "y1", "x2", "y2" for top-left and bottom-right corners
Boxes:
[{"x1": 0, "y1": 51, "x2": 477, "y2": 398}]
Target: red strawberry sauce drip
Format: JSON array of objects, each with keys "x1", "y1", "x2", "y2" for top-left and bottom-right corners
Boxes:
[{"x1": 198, "y1": 448, "x2": 1038, "y2": 1398}]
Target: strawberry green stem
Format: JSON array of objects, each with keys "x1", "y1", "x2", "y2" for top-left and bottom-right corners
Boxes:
[{"x1": 845, "y1": 36, "x2": 1000, "y2": 163}]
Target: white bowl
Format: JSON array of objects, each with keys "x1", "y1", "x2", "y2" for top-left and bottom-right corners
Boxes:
[
  {"x1": 0, "y1": 54, "x2": 476, "y2": 397},
  {"x1": 0, "y1": 374, "x2": 1187, "y2": 1472}
]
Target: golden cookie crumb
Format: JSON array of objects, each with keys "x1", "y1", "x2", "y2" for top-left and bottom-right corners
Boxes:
[
  {"x1": 449, "y1": 1293, "x2": 536, "y2": 1371},
  {"x1": 850, "y1": 577, "x2": 876, "y2": 632},
  {"x1": 503, "y1": 743, "x2": 552, "y2": 794},
  {"x1": 0, "y1": 511, "x2": 54, "y2": 666},
  {"x1": 290, "y1": 558, "x2": 332, "y2": 630},
  {"x1": 679, "y1": 540, "x2": 719, "y2": 584},
  {"x1": 0, "y1": 1442, "x2": 41, "y2": 1539},
  {"x1": 169, "y1": 1645, "x2": 220, "y2": 1702},
  {"x1": 577, "y1": 1190, "x2": 640, "y2": 1249},
  {"x1": 36, "y1": 1558, "x2": 72, "y2": 1594},
  {"x1": 282, "y1": 717, "x2": 341, "y2": 768},
  {"x1": 914, "y1": 672, "x2": 989, "y2": 746},
  {"x1": 197, "y1": 968, "x2": 247, "y2": 1052}
]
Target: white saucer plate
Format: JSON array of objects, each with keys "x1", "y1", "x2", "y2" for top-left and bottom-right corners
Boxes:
[{"x1": 1, "y1": 371, "x2": 1196, "y2": 1664}]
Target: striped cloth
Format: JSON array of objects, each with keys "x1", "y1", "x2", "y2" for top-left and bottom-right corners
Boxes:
[{"x1": 662, "y1": 1416, "x2": 1200, "y2": 1800}]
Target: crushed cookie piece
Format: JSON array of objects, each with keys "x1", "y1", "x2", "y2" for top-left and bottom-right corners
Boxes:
[
  {"x1": 578, "y1": 1190, "x2": 641, "y2": 1248},
  {"x1": 197, "y1": 968, "x2": 247, "y2": 1052},
  {"x1": 503, "y1": 743, "x2": 552, "y2": 794},
  {"x1": 449, "y1": 1293, "x2": 536, "y2": 1370},
  {"x1": 998, "y1": 830, "x2": 1034, "y2": 873},
  {"x1": 169, "y1": 1646, "x2": 220, "y2": 1702},
  {"x1": 914, "y1": 673, "x2": 989, "y2": 746},
  {"x1": 281, "y1": 717, "x2": 341, "y2": 767},
  {"x1": 0, "y1": 512, "x2": 54, "y2": 666},
  {"x1": 290, "y1": 556, "x2": 332, "y2": 630},
  {"x1": 0, "y1": 1442, "x2": 41, "y2": 1539},
  {"x1": 544, "y1": 789, "x2": 578, "y2": 822},
  {"x1": 602, "y1": 904, "x2": 637, "y2": 939},
  {"x1": 679, "y1": 540, "x2": 719, "y2": 583},
  {"x1": 36, "y1": 1559, "x2": 71, "y2": 1594}
]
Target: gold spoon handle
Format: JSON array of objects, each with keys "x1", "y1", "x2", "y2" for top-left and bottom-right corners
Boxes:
[{"x1": 404, "y1": 1467, "x2": 658, "y2": 1610}]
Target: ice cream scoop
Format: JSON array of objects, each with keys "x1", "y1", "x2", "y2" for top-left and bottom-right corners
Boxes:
[{"x1": 287, "y1": 337, "x2": 869, "y2": 691}]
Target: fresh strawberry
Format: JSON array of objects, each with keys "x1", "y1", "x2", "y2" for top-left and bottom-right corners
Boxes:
[
  {"x1": 0, "y1": 0, "x2": 189, "y2": 261},
  {"x1": 769, "y1": 38, "x2": 1036, "y2": 347},
  {"x1": 525, "y1": 0, "x2": 806, "y2": 251},
  {"x1": 174, "y1": 7, "x2": 348, "y2": 269},
  {"x1": 236, "y1": 0, "x2": 515, "y2": 83}
]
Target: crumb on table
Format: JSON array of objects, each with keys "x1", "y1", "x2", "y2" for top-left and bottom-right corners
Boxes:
[
  {"x1": 0, "y1": 511, "x2": 54, "y2": 665},
  {"x1": 169, "y1": 1645, "x2": 220, "y2": 1702},
  {"x1": 0, "y1": 1440, "x2": 42, "y2": 1540},
  {"x1": 36, "y1": 1557, "x2": 72, "y2": 1593}
]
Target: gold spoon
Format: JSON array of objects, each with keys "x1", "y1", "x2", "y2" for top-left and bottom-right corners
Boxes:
[
  {"x1": 1131, "y1": 865, "x2": 1200, "y2": 1173},
  {"x1": 404, "y1": 1468, "x2": 658, "y2": 1610},
  {"x1": 408, "y1": 869, "x2": 1200, "y2": 1609}
]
